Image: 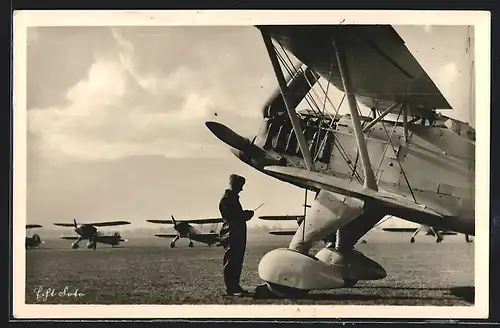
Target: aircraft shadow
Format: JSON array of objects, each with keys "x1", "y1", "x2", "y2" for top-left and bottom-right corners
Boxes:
[
  {"x1": 448, "y1": 286, "x2": 474, "y2": 304},
  {"x1": 253, "y1": 285, "x2": 474, "y2": 303},
  {"x1": 361, "y1": 286, "x2": 474, "y2": 304}
]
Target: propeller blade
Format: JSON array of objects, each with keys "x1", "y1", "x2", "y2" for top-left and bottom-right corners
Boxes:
[
  {"x1": 205, "y1": 121, "x2": 264, "y2": 156},
  {"x1": 205, "y1": 121, "x2": 286, "y2": 167}
]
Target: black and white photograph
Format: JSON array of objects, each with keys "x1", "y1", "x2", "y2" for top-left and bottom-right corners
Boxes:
[{"x1": 13, "y1": 10, "x2": 490, "y2": 319}]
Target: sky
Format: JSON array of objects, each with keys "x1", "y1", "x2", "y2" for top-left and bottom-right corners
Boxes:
[{"x1": 25, "y1": 25, "x2": 474, "y2": 231}]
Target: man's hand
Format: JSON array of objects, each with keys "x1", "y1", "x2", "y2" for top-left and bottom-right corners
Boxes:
[{"x1": 243, "y1": 210, "x2": 254, "y2": 221}]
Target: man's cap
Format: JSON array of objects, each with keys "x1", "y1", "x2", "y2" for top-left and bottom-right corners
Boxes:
[{"x1": 230, "y1": 174, "x2": 246, "y2": 185}]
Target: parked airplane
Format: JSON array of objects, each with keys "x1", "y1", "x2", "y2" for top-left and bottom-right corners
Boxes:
[
  {"x1": 206, "y1": 25, "x2": 476, "y2": 297},
  {"x1": 54, "y1": 219, "x2": 130, "y2": 250},
  {"x1": 381, "y1": 224, "x2": 475, "y2": 243},
  {"x1": 259, "y1": 214, "x2": 306, "y2": 236},
  {"x1": 147, "y1": 215, "x2": 223, "y2": 248},
  {"x1": 26, "y1": 224, "x2": 44, "y2": 249}
]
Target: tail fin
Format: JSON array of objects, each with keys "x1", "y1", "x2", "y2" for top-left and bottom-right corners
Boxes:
[
  {"x1": 73, "y1": 218, "x2": 78, "y2": 228},
  {"x1": 171, "y1": 215, "x2": 177, "y2": 227}
]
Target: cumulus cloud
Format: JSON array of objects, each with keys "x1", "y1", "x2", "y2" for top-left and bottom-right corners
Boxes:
[{"x1": 27, "y1": 27, "x2": 270, "y2": 162}]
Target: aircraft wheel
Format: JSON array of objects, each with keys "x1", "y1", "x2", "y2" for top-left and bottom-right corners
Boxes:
[
  {"x1": 410, "y1": 237, "x2": 415, "y2": 243},
  {"x1": 72, "y1": 243, "x2": 80, "y2": 249},
  {"x1": 170, "y1": 243, "x2": 175, "y2": 248},
  {"x1": 342, "y1": 279, "x2": 358, "y2": 288},
  {"x1": 266, "y1": 282, "x2": 309, "y2": 299},
  {"x1": 188, "y1": 242, "x2": 194, "y2": 248}
]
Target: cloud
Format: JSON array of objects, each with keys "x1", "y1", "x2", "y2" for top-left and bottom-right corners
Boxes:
[{"x1": 27, "y1": 27, "x2": 269, "y2": 162}]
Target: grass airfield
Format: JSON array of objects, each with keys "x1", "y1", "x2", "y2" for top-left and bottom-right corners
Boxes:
[{"x1": 25, "y1": 231, "x2": 474, "y2": 306}]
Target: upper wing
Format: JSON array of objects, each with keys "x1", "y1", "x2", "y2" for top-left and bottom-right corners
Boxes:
[
  {"x1": 258, "y1": 25, "x2": 451, "y2": 115},
  {"x1": 264, "y1": 166, "x2": 447, "y2": 218},
  {"x1": 382, "y1": 227, "x2": 417, "y2": 233},
  {"x1": 26, "y1": 224, "x2": 42, "y2": 229},
  {"x1": 259, "y1": 215, "x2": 305, "y2": 221},
  {"x1": 89, "y1": 221, "x2": 131, "y2": 227},
  {"x1": 54, "y1": 221, "x2": 131, "y2": 227},
  {"x1": 269, "y1": 230, "x2": 296, "y2": 236},
  {"x1": 147, "y1": 218, "x2": 224, "y2": 225}
]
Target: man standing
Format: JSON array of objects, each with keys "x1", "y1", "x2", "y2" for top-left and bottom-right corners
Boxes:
[{"x1": 219, "y1": 174, "x2": 254, "y2": 296}]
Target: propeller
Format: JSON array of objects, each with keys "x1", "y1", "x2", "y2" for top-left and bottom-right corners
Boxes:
[
  {"x1": 205, "y1": 121, "x2": 286, "y2": 167},
  {"x1": 205, "y1": 122, "x2": 265, "y2": 157},
  {"x1": 73, "y1": 218, "x2": 79, "y2": 233},
  {"x1": 171, "y1": 215, "x2": 178, "y2": 229}
]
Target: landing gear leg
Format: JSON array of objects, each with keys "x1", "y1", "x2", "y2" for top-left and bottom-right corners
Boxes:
[
  {"x1": 188, "y1": 238, "x2": 194, "y2": 248},
  {"x1": 170, "y1": 235, "x2": 179, "y2": 248},
  {"x1": 72, "y1": 237, "x2": 83, "y2": 249}
]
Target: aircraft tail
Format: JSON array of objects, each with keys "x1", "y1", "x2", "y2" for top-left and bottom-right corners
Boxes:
[
  {"x1": 171, "y1": 215, "x2": 177, "y2": 227},
  {"x1": 73, "y1": 218, "x2": 78, "y2": 228}
]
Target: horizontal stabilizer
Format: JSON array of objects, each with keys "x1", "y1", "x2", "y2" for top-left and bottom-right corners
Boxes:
[
  {"x1": 264, "y1": 166, "x2": 446, "y2": 217},
  {"x1": 60, "y1": 236, "x2": 79, "y2": 240}
]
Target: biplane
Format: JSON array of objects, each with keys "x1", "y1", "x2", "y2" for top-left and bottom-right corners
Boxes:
[
  {"x1": 259, "y1": 214, "x2": 306, "y2": 236},
  {"x1": 54, "y1": 219, "x2": 130, "y2": 250},
  {"x1": 381, "y1": 224, "x2": 475, "y2": 244},
  {"x1": 146, "y1": 215, "x2": 223, "y2": 248},
  {"x1": 26, "y1": 224, "x2": 44, "y2": 249},
  {"x1": 205, "y1": 25, "x2": 475, "y2": 297}
]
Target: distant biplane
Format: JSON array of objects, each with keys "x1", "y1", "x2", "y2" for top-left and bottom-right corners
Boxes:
[
  {"x1": 206, "y1": 25, "x2": 476, "y2": 297},
  {"x1": 382, "y1": 224, "x2": 474, "y2": 243},
  {"x1": 54, "y1": 219, "x2": 130, "y2": 250},
  {"x1": 26, "y1": 224, "x2": 44, "y2": 249},
  {"x1": 146, "y1": 215, "x2": 223, "y2": 248}
]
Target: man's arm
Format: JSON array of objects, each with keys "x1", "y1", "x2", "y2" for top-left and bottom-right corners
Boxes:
[{"x1": 219, "y1": 197, "x2": 246, "y2": 222}]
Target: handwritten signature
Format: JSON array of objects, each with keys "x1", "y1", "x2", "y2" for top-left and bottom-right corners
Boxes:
[{"x1": 33, "y1": 285, "x2": 85, "y2": 302}]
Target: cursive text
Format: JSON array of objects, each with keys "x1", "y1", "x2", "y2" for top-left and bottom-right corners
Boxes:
[{"x1": 33, "y1": 285, "x2": 85, "y2": 302}]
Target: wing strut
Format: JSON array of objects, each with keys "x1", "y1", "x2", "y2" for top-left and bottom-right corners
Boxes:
[
  {"x1": 402, "y1": 102, "x2": 409, "y2": 142},
  {"x1": 332, "y1": 37, "x2": 378, "y2": 191},
  {"x1": 362, "y1": 102, "x2": 402, "y2": 133},
  {"x1": 261, "y1": 29, "x2": 315, "y2": 172}
]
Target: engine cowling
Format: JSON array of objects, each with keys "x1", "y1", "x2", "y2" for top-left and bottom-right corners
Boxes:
[
  {"x1": 258, "y1": 248, "x2": 344, "y2": 290},
  {"x1": 289, "y1": 190, "x2": 364, "y2": 253},
  {"x1": 315, "y1": 247, "x2": 387, "y2": 281}
]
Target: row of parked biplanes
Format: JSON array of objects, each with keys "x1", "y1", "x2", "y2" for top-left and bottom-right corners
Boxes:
[
  {"x1": 26, "y1": 213, "x2": 472, "y2": 250},
  {"x1": 25, "y1": 24, "x2": 478, "y2": 297}
]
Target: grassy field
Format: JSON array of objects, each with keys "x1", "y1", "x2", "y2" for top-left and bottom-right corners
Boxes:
[{"x1": 25, "y1": 232, "x2": 475, "y2": 306}]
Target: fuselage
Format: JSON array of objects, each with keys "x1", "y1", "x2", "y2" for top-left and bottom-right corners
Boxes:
[
  {"x1": 76, "y1": 225, "x2": 124, "y2": 246},
  {"x1": 25, "y1": 234, "x2": 42, "y2": 249},
  {"x1": 174, "y1": 223, "x2": 220, "y2": 245}
]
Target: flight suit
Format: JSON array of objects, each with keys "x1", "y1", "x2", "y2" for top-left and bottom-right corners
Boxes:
[{"x1": 219, "y1": 189, "x2": 252, "y2": 293}]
